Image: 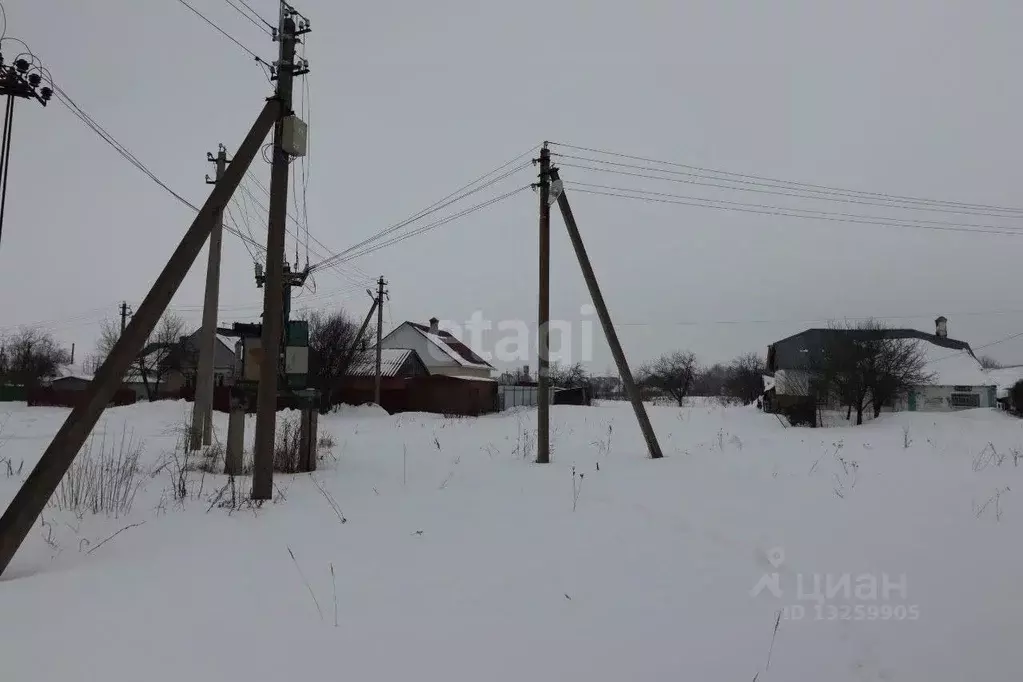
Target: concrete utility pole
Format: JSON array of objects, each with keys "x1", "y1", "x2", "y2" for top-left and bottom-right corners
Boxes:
[
  {"x1": 536, "y1": 144, "x2": 551, "y2": 464},
  {"x1": 252, "y1": 4, "x2": 310, "y2": 500},
  {"x1": 548, "y1": 166, "x2": 664, "y2": 460},
  {"x1": 374, "y1": 275, "x2": 387, "y2": 405},
  {"x1": 119, "y1": 302, "x2": 133, "y2": 334},
  {"x1": 0, "y1": 101, "x2": 280, "y2": 576},
  {"x1": 190, "y1": 145, "x2": 228, "y2": 451}
]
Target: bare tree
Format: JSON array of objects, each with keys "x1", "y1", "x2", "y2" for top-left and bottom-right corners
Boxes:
[
  {"x1": 868, "y1": 336, "x2": 933, "y2": 418},
  {"x1": 815, "y1": 320, "x2": 932, "y2": 425},
  {"x1": 979, "y1": 355, "x2": 1004, "y2": 370},
  {"x1": 691, "y1": 363, "x2": 727, "y2": 396},
  {"x1": 137, "y1": 313, "x2": 187, "y2": 401},
  {"x1": 724, "y1": 352, "x2": 767, "y2": 404},
  {"x1": 0, "y1": 328, "x2": 72, "y2": 386},
  {"x1": 548, "y1": 361, "x2": 589, "y2": 388},
  {"x1": 91, "y1": 313, "x2": 185, "y2": 400},
  {"x1": 305, "y1": 308, "x2": 373, "y2": 388},
  {"x1": 638, "y1": 350, "x2": 698, "y2": 406}
]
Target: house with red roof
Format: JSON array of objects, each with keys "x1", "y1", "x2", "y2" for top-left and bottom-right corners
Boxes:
[{"x1": 378, "y1": 317, "x2": 495, "y2": 380}]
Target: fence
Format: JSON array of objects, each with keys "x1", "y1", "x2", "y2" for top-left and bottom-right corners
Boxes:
[
  {"x1": 27, "y1": 387, "x2": 137, "y2": 408},
  {"x1": 0, "y1": 384, "x2": 26, "y2": 402},
  {"x1": 330, "y1": 375, "x2": 499, "y2": 417},
  {"x1": 498, "y1": 385, "x2": 555, "y2": 410}
]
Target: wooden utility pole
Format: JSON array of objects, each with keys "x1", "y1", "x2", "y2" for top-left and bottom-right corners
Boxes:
[
  {"x1": 253, "y1": 5, "x2": 309, "y2": 500},
  {"x1": 537, "y1": 144, "x2": 551, "y2": 464},
  {"x1": 374, "y1": 275, "x2": 387, "y2": 405},
  {"x1": 190, "y1": 145, "x2": 228, "y2": 451},
  {"x1": 548, "y1": 166, "x2": 664, "y2": 459},
  {"x1": 0, "y1": 101, "x2": 280, "y2": 576},
  {"x1": 119, "y1": 301, "x2": 132, "y2": 334}
]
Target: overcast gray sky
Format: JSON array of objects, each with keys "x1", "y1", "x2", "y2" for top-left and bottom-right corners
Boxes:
[{"x1": 4, "y1": 0, "x2": 1023, "y2": 373}]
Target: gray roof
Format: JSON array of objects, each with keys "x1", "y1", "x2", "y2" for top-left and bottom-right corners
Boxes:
[
  {"x1": 768, "y1": 327, "x2": 972, "y2": 371},
  {"x1": 347, "y1": 348, "x2": 417, "y2": 377}
]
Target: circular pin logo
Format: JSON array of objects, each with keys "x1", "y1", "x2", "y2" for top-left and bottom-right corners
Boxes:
[{"x1": 767, "y1": 547, "x2": 785, "y2": 568}]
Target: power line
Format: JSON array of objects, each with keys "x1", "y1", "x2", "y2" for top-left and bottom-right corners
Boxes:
[
  {"x1": 235, "y1": 0, "x2": 276, "y2": 28},
  {"x1": 563, "y1": 183, "x2": 1023, "y2": 238},
  {"x1": 306, "y1": 146, "x2": 538, "y2": 272},
  {"x1": 309, "y1": 156, "x2": 534, "y2": 273},
  {"x1": 567, "y1": 179, "x2": 1023, "y2": 234},
  {"x1": 172, "y1": 0, "x2": 273, "y2": 69},
  {"x1": 930, "y1": 329, "x2": 1023, "y2": 363},
  {"x1": 549, "y1": 141, "x2": 1023, "y2": 215},
  {"x1": 239, "y1": 176, "x2": 374, "y2": 287},
  {"x1": 555, "y1": 157, "x2": 1023, "y2": 221},
  {"x1": 331, "y1": 185, "x2": 531, "y2": 265},
  {"x1": 49, "y1": 83, "x2": 265, "y2": 250},
  {"x1": 225, "y1": 205, "x2": 261, "y2": 263},
  {"x1": 223, "y1": 0, "x2": 274, "y2": 34}
]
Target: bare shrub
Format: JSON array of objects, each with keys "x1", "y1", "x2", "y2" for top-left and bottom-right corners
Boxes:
[
  {"x1": 153, "y1": 446, "x2": 190, "y2": 503},
  {"x1": 591, "y1": 423, "x2": 613, "y2": 458},
  {"x1": 572, "y1": 465, "x2": 584, "y2": 511},
  {"x1": 973, "y1": 443, "x2": 1007, "y2": 472},
  {"x1": 53, "y1": 425, "x2": 145, "y2": 518},
  {"x1": 1, "y1": 456, "x2": 23, "y2": 478},
  {"x1": 196, "y1": 441, "x2": 224, "y2": 474},
  {"x1": 274, "y1": 416, "x2": 302, "y2": 473}
]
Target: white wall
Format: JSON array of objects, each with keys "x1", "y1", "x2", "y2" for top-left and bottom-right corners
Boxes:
[
  {"x1": 429, "y1": 365, "x2": 492, "y2": 379},
  {"x1": 896, "y1": 385, "x2": 997, "y2": 412}
]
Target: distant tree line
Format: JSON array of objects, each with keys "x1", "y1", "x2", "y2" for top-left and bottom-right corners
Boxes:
[
  {"x1": 0, "y1": 328, "x2": 72, "y2": 386},
  {"x1": 634, "y1": 350, "x2": 767, "y2": 406}
]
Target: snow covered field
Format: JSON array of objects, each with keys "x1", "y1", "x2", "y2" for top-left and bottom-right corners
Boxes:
[{"x1": 1, "y1": 399, "x2": 1022, "y2": 680}]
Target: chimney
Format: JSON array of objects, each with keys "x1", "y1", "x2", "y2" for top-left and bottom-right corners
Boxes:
[
  {"x1": 935, "y1": 316, "x2": 948, "y2": 339},
  {"x1": 428, "y1": 317, "x2": 439, "y2": 334}
]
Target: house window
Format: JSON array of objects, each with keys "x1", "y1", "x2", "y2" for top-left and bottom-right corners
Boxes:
[{"x1": 950, "y1": 392, "x2": 980, "y2": 408}]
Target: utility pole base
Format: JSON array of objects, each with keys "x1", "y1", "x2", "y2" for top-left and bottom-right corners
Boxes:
[
  {"x1": 299, "y1": 406, "x2": 318, "y2": 473},
  {"x1": 224, "y1": 393, "x2": 245, "y2": 476},
  {"x1": 203, "y1": 410, "x2": 213, "y2": 447}
]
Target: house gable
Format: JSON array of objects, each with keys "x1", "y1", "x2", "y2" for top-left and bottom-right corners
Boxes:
[
  {"x1": 153, "y1": 331, "x2": 236, "y2": 373},
  {"x1": 380, "y1": 322, "x2": 493, "y2": 374}
]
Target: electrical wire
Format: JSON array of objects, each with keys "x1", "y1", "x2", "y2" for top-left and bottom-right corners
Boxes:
[
  {"x1": 929, "y1": 330, "x2": 1023, "y2": 363},
  {"x1": 309, "y1": 158, "x2": 534, "y2": 273},
  {"x1": 223, "y1": 0, "x2": 273, "y2": 35},
  {"x1": 566, "y1": 179, "x2": 1023, "y2": 234},
  {"x1": 235, "y1": 0, "x2": 276, "y2": 29},
  {"x1": 563, "y1": 183, "x2": 1023, "y2": 238},
  {"x1": 330, "y1": 185, "x2": 531, "y2": 265},
  {"x1": 225, "y1": 205, "x2": 260, "y2": 263},
  {"x1": 48, "y1": 84, "x2": 266, "y2": 250},
  {"x1": 172, "y1": 0, "x2": 273, "y2": 70},
  {"x1": 238, "y1": 177, "x2": 374, "y2": 288},
  {"x1": 549, "y1": 141, "x2": 1023, "y2": 215},
  {"x1": 555, "y1": 157, "x2": 1023, "y2": 221}
]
